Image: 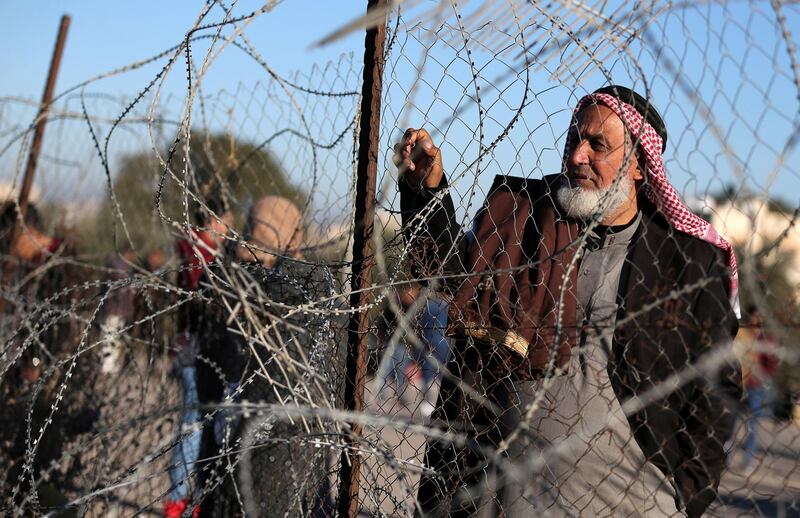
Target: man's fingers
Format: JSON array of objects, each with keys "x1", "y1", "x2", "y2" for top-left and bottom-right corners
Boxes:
[
  {"x1": 394, "y1": 126, "x2": 443, "y2": 188},
  {"x1": 415, "y1": 128, "x2": 431, "y2": 141},
  {"x1": 393, "y1": 141, "x2": 417, "y2": 173},
  {"x1": 415, "y1": 138, "x2": 439, "y2": 160},
  {"x1": 407, "y1": 128, "x2": 438, "y2": 160},
  {"x1": 411, "y1": 128, "x2": 437, "y2": 155},
  {"x1": 399, "y1": 128, "x2": 438, "y2": 155},
  {"x1": 392, "y1": 142, "x2": 406, "y2": 167}
]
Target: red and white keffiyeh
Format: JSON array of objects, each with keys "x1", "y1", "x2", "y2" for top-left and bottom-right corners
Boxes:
[{"x1": 569, "y1": 92, "x2": 740, "y2": 316}]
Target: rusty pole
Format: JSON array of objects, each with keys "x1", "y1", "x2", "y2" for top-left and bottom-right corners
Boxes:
[
  {"x1": 18, "y1": 14, "x2": 71, "y2": 222},
  {"x1": 337, "y1": 1, "x2": 386, "y2": 517},
  {"x1": 1, "y1": 15, "x2": 69, "y2": 303}
]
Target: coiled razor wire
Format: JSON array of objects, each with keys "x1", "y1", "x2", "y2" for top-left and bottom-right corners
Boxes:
[{"x1": 0, "y1": 1, "x2": 799, "y2": 516}]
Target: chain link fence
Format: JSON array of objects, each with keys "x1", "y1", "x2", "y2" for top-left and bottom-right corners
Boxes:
[{"x1": 1, "y1": 1, "x2": 799, "y2": 516}]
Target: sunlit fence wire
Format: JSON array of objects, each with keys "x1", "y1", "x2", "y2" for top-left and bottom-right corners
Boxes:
[{"x1": 1, "y1": 1, "x2": 800, "y2": 516}]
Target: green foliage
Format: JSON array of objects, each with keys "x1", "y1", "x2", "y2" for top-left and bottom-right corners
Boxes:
[{"x1": 74, "y1": 132, "x2": 303, "y2": 258}]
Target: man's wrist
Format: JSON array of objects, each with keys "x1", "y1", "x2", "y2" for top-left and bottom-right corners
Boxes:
[{"x1": 403, "y1": 172, "x2": 445, "y2": 193}]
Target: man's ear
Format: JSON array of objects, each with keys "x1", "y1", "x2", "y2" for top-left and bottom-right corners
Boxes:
[
  {"x1": 633, "y1": 148, "x2": 646, "y2": 181},
  {"x1": 632, "y1": 163, "x2": 644, "y2": 182}
]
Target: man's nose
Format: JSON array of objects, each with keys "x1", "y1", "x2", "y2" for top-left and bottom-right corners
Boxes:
[{"x1": 570, "y1": 140, "x2": 590, "y2": 166}]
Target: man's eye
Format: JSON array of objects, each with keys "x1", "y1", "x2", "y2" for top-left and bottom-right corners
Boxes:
[{"x1": 591, "y1": 141, "x2": 606, "y2": 151}]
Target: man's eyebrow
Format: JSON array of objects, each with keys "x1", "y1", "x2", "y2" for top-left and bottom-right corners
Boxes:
[{"x1": 576, "y1": 127, "x2": 607, "y2": 142}]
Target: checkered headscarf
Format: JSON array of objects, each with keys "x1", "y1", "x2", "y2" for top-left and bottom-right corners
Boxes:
[{"x1": 569, "y1": 92, "x2": 740, "y2": 316}]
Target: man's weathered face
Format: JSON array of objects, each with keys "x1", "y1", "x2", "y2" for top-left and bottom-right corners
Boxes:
[{"x1": 566, "y1": 104, "x2": 642, "y2": 191}]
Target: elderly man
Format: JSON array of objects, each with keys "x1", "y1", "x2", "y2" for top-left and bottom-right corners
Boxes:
[
  {"x1": 194, "y1": 195, "x2": 339, "y2": 516},
  {"x1": 395, "y1": 86, "x2": 742, "y2": 517}
]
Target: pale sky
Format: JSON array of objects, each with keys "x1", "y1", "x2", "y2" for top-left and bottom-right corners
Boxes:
[{"x1": 1, "y1": 1, "x2": 798, "y2": 223}]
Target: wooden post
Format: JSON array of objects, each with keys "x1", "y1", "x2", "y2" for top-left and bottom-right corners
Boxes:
[
  {"x1": 18, "y1": 14, "x2": 71, "y2": 222},
  {"x1": 337, "y1": 1, "x2": 386, "y2": 517},
  {"x1": 1, "y1": 14, "x2": 69, "y2": 303}
]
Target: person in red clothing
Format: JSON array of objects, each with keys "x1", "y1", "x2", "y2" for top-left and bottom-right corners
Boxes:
[
  {"x1": 0, "y1": 201, "x2": 62, "y2": 264},
  {"x1": 176, "y1": 203, "x2": 233, "y2": 291},
  {"x1": 738, "y1": 307, "x2": 780, "y2": 468},
  {"x1": 165, "y1": 197, "x2": 233, "y2": 518},
  {"x1": 0, "y1": 201, "x2": 93, "y2": 514},
  {"x1": 174, "y1": 197, "x2": 234, "y2": 330},
  {"x1": 0, "y1": 201, "x2": 66, "y2": 381}
]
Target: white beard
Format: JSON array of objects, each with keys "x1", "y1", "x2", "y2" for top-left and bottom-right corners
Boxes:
[{"x1": 556, "y1": 174, "x2": 634, "y2": 221}]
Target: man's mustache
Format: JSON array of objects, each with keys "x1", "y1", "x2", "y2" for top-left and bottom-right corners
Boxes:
[{"x1": 566, "y1": 166, "x2": 594, "y2": 180}]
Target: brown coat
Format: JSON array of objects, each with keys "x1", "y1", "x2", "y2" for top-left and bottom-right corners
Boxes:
[{"x1": 447, "y1": 175, "x2": 579, "y2": 378}]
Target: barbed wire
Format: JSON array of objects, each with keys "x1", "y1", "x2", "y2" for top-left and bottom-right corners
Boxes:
[{"x1": 1, "y1": 1, "x2": 799, "y2": 516}]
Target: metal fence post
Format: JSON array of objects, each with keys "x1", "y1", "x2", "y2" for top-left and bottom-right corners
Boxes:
[
  {"x1": 20, "y1": 14, "x2": 70, "y2": 224},
  {"x1": 337, "y1": 1, "x2": 386, "y2": 516},
  {"x1": 1, "y1": 14, "x2": 70, "y2": 302}
]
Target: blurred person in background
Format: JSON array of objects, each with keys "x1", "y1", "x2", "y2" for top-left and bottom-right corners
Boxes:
[
  {"x1": 0, "y1": 200, "x2": 62, "y2": 265},
  {"x1": 375, "y1": 284, "x2": 422, "y2": 403},
  {"x1": 734, "y1": 306, "x2": 780, "y2": 469},
  {"x1": 194, "y1": 195, "x2": 341, "y2": 517},
  {"x1": 374, "y1": 284, "x2": 451, "y2": 417},
  {"x1": 234, "y1": 195, "x2": 304, "y2": 266},
  {"x1": 0, "y1": 201, "x2": 65, "y2": 381},
  {"x1": 0, "y1": 200, "x2": 96, "y2": 515},
  {"x1": 416, "y1": 297, "x2": 451, "y2": 414},
  {"x1": 164, "y1": 196, "x2": 232, "y2": 518},
  {"x1": 98, "y1": 248, "x2": 137, "y2": 374},
  {"x1": 147, "y1": 247, "x2": 167, "y2": 272}
]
